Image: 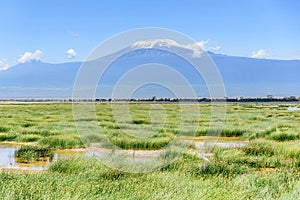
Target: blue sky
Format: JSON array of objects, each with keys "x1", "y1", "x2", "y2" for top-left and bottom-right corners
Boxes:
[{"x1": 0, "y1": 0, "x2": 299, "y2": 68}]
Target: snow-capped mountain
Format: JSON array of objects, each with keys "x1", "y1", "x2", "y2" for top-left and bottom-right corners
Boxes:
[{"x1": 0, "y1": 40, "x2": 300, "y2": 98}]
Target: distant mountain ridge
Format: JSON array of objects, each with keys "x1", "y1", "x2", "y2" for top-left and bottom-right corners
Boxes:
[{"x1": 0, "y1": 46, "x2": 299, "y2": 98}]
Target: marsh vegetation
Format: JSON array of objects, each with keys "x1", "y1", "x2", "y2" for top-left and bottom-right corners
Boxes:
[{"x1": 0, "y1": 102, "x2": 299, "y2": 199}]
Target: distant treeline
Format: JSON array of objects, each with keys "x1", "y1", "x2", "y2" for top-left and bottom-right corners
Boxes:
[{"x1": 1, "y1": 96, "x2": 299, "y2": 103}]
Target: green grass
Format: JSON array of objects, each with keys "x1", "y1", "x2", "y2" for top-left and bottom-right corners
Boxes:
[
  {"x1": 0, "y1": 133, "x2": 18, "y2": 141},
  {"x1": 270, "y1": 133, "x2": 299, "y2": 141},
  {"x1": 0, "y1": 102, "x2": 299, "y2": 149},
  {"x1": 242, "y1": 141, "x2": 275, "y2": 157},
  {"x1": 38, "y1": 135, "x2": 83, "y2": 148},
  {"x1": 14, "y1": 145, "x2": 54, "y2": 163},
  {"x1": 0, "y1": 126, "x2": 10, "y2": 132},
  {"x1": 0, "y1": 102, "x2": 300, "y2": 199},
  {"x1": 0, "y1": 152, "x2": 299, "y2": 199},
  {"x1": 18, "y1": 134, "x2": 42, "y2": 142},
  {"x1": 194, "y1": 129, "x2": 246, "y2": 137}
]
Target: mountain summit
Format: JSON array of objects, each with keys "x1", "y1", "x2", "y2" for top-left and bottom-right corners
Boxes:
[
  {"x1": 131, "y1": 39, "x2": 206, "y2": 57},
  {"x1": 132, "y1": 39, "x2": 182, "y2": 49}
]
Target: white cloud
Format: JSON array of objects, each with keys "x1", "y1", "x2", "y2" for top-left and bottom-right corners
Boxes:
[
  {"x1": 18, "y1": 50, "x2": 42, "y2": 63},
  {"x1": 251, "y1": 49, "x2": 271, "y2": 58},
  {"x1": 184, "y1": 41, "x2": 208, "y2": 57},
  {"x1": 0, "y1": 60, "x2": 9, "y2": 71},
  {"x1": 67, "y1": 48, "x2": 77, "y2": 59}
]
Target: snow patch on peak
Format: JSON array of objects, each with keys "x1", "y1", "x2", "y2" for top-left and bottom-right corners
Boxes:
[
  {"x1": 132, "y1": 39, "x2": 181, "y2": 49},
  {"x1": 131, "y1": 39, "x2": 207, "y2": 57}
]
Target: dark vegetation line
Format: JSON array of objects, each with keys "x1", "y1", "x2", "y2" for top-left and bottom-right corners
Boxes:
[{"x1": 0, "y1": 96, "x2": 299, "y2": 103}]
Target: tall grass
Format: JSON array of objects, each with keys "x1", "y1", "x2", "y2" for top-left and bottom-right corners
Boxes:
[
  {"x1": 15, "y1": 145, "x2": 53, "y2": 163},
  {"x1": 270, "y1": 133, "x2": 299, "y2": 141},
  {"x1": 242, "y1": 141, "x2": 275, "y2": 156},
  {"x1": 0, "y1": 103, "x2": 299, "y2": 199},
  {"x1": 194, "y1": 129, "x2": 246, "y2": 137},
  {"x1": 0, "y1": 126, "x2": 10, "y2": 132},
  {"x1": 1, "y1": 153, "x2": 299, "y2": 199},
  {"x1": 38, "y1": 135, "x2": 83, "y2": 149},
  {"x1": 1, "y1": 103, "x2": 300, "y2": 149}
]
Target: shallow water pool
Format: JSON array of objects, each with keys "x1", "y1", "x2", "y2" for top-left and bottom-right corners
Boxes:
[{"x1": 0, "y1": 144, "x2": 86, "y2": 170}]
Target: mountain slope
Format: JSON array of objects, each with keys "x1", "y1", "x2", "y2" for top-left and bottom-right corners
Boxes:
[{"x1": 0, "y1": 48, "x2": 299, "y2": 98}]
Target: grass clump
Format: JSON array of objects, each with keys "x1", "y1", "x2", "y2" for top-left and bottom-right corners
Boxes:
[
  {"x1": 38, "y1": 135, "x2": 83, "y2": 149},
  {"x1": 107, "y1": 131, "x2": 172, "y2": 150},
  {"x1": 194, "y1": 129, "x2": 246, "y2": 137},
  {"x1": 0, "y1": 133, "x2": 18, "y2": 141},
  {"x1": 1, "y1": 103, "x2": 300, "y2": 199},
  {"x1": 15, "y1": 145, "x2": 53, "y2": 163},
  {"x1": 1, "y1": 148, "x2": 300, "y2": 199},
  {"x1": 0, "y1": 126, "x2": 10, "y2": 132},
  {"x1": 242, "y1": 141, "x2": 275, "y2": 156},
  {"x1": 255, "y1": 126, "x2": 277, "y2": 138},
  {"x1": 270, "y1": 133, "x2": 299, "y2": 142},
  {"x1": 49, "y1": 157, "x2": 125, "y2": 180},
  {"x1": 132, "y1": 118, "x2": 151, "y2": 125},
  {"x1": 110, "y1": 136, "x2": 170, "y2": 150},
  {"x1": 18, "y1": 134, "x2": 42, "y2": 142},
  {"x1": 220, "y1": 129, "x2": 246, "y2": 137},
  {"x1": 20, "y1": 130, "x2": 53, "y2": 137},
  {"x1": 21, "y1": 122, "x2": 34, "y2": 128},
  {"x1": 195, "y1": 162, "x2": 245, "y2": 178}
]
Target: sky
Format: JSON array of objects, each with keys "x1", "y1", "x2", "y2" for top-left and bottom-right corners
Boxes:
[{"x1": 0, "y1": 0, "x2": 300, "y2": 69}]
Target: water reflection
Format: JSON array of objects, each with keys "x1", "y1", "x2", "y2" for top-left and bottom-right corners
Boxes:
[
  {"x1": 0, "y1": 144, "x2": 86, "y2": 170},
  {"x1": 287, "y1": 106, "x2": 300, "y2": 111}
]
